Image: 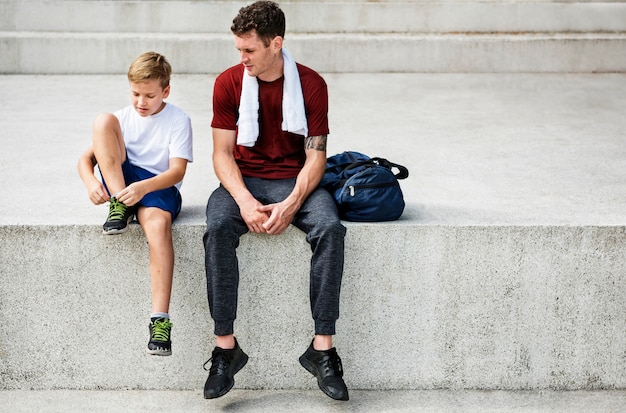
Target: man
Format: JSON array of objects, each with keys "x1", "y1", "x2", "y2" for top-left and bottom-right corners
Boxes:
[{"x1": 202, "y1": 1, "x2": 348, "y2": 401}]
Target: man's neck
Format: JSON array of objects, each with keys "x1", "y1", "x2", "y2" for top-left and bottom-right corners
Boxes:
[{"x1": 257, "y1": 52, "x2": 284, "y2": 83}]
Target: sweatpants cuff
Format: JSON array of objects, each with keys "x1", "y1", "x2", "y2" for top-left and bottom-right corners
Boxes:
[
  {"x1": 214, "y1": 320, "x2": 235, "y2": 336},
  {"x1": 314, "y1": 319, "x2": 336, "y2": 336}
]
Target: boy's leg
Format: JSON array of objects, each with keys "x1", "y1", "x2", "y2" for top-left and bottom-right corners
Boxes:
[
  {"x1": 135, "y1": 183, "x2": 182, "y2": 357},
  {"x1": 92, "y1": 113, "x2": 126, "y2": 195},
  {"x1": 93, "y1": 113, "x2": 135, "y2": 234},
  {"x1": 137, "y1": 206, "x2": 174, "y2": 315},
  {"x1": 138, "y1": 206, "x2": 174, "y2": 356}
]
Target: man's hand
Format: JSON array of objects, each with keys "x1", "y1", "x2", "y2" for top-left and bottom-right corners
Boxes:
[
  {"x1": 258, "y1": 200, "x2": 299, "y2": 235},
  {"x1": 240, "y1": 198, "x2": 271, "y2": 234}
]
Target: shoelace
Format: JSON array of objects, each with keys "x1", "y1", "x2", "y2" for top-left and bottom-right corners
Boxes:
[
  {"x1": 318, "y1": 350, "x2": 344, "y2": 377},
  {"x1": 203, "y1": 350, "x2": 230, "y2": 375},
  {"x1": 151, "y1": 319, "x2": 172, "y2": 342},
  {"x1": 107, "y1": 198, "x2": 128, "y2": 221}
]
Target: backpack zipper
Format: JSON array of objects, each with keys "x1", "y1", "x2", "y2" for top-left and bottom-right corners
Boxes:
[{"x1": 348, "y1": 181, "x2": 399, "y2": 196}]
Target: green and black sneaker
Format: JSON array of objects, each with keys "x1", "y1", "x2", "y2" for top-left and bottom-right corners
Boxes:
[
  {"x1": 147, "y1": 318, "x2": 172, "y2": 356},
  {"x1": 102, "y1": 196, "x2": 134, "y2": 235}
]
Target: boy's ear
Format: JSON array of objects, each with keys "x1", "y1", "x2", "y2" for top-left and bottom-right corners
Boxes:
[{"x1": 162, "y1": 85, "x2": 171, "y2": 99}]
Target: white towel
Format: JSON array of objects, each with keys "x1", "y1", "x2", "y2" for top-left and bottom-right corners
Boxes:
[{"x1": 237, "y1": 48, "x2": 308, "y2": 147}]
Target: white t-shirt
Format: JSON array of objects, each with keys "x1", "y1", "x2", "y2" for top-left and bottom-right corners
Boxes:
[{"x1": 114, "y1": 103, "x2": 193, "y2": 189}]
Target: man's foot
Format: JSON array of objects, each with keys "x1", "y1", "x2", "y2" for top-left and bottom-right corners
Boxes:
[
  {"x1": 299, "y1": 340, "x2": 349, "y2": 401},
  {"x1": 146, "y1": 318, "x2": 172, "y2": 356},
  {"x1": 203, "y1": 339, "x2": 249, "y2": 399},
  {"x1": 102, "y1": 196, "x2": 134, "y2": 234}
]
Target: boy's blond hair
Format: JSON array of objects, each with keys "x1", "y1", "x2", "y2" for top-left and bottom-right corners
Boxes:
[{"x1": 128, "y1": 52, "x2": 171, "y2": 90}]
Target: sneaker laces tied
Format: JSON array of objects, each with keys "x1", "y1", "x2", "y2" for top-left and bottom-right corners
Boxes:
[
  {"x1": 320, "y1": 350, "x2": 344, "y2": 377},
  {"x1": 151, "y1": 319, "x2": 172, "y2": 342},
  {"x1": 203, "y1": 350, "x2": 230, "y2": 375},
  {"x1": 108, "y1": 198, "x2": 129, "y2": 221}
]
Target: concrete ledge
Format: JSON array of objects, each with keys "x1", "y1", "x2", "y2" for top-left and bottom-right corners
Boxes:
[
  {"x1": 3, "y1": 389, "x2": 626, "y2": 413},
  {"x1": 3, "y1": 1, "x2": 626, "y2": 34},
  {"x1": 2, "y1": 32, "x2": 626, "y2": 73},
  {"x1": 1, "y1": 223, "x2": 625, "y2": 390},
  {"x1": 2, "y1": 72, "x2": 626, "y2": 391}
]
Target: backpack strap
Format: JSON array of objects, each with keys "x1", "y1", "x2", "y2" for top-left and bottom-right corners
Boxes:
[{"x1": 370, "y1": 157, "x2": 409, "y2": 180}]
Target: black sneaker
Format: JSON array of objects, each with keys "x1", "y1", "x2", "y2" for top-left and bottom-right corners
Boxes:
[
  {"x1": 203, "y1": 339, "x2": 249, "y2": 399},
  {"x1": 147, "y1": 318, "x2": 172, "y2": 356},
  {"x1": 299, "y1": 340, "x2": 349, "y2": 401},
  {"x1": 102, "y1": 196, "x2": 134, "y2": 234}
]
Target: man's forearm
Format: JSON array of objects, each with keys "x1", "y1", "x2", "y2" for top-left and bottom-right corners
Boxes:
[{"x1": 287, "y1": 135, "x2": 328, "y2": 207}]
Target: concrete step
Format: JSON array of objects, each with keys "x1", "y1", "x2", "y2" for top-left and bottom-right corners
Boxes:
[
  {"x1": 3, "y1": 223, "x2": 626, "y2": 391},
  {"x1": 1, "y1": 73, "x2": 626, "y2": 391},
  {"x1": 1, "y1": 0, "x2": 626, "y2": 73},
  {"x1": 2, "y1": 389, "x2": 626, "y2": 413},
  {"x1": 3, "y1": 0, "x2": 625, "y2": 34},
  {"x1": 2, "y1": 32, "x2": 626, "y2": 73}
]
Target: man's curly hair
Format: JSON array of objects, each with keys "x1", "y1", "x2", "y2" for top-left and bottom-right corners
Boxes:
[{"x1": 231, "y1": 1, "x2": 286, "y2": 47}]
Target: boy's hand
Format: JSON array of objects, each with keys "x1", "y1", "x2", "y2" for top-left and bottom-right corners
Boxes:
[
  {"x1": 88, "y1": 181, "x2": 110, "y2": 205},
  {"x1": 116, "y1": 181, "x2": 147, "y2": 207}
]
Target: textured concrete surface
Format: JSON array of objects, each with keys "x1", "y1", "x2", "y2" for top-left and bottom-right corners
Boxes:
[
  {"x1": 2, "y1": 390, "x2": 626, "y2": 413},
  {"x1": 1, "y1": 73, "x2": 625, "y2": 226},
  {"x1": 2, "y1": 0, "x2": 626, "y2": 73},
  {"x1": 2, "y1": 224, "x2": 625, "y2": 391},
  {"x1": 5, "y1": 1, "x2": 626, "y2": 33}
]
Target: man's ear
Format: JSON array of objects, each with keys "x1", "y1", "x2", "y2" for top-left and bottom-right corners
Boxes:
[
  {"x1": 272, "y1": 36, "x2": 283, "y2": 52},
  {"x1": 162, "y1": 85, "x2": 171, "y2": 99}
]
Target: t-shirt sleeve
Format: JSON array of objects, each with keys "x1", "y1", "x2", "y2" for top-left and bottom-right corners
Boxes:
[
  {"x1": 211, "y1": 69, "x2": 240, "y2": 131},
  {"x1": 169, "y1": 110, "x2": 194, "y2": 163},
  {"x1": 300, "y1": 67, "x2": 330, "y2": 137}
]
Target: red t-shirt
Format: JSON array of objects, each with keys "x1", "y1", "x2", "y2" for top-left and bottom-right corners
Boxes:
[{"x1": 211, "y1": 63, "x2": 329, "y2": 179}]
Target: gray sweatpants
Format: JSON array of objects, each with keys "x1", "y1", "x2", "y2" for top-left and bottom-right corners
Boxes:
[{"x1": 203, "y1": 177, "x2": 346, "y2": 337}]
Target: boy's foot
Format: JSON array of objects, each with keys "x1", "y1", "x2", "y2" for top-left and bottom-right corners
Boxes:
[
  {"x1": 299, "y1": 340, "x2": 349, "y2": 401},
  {"x1": 102, "y1": 197, "x2": 134, "y2": 235},
  {"x1": 146, "y1": 318, "x2": 172, "y2": 356},
  {"x1": 203, "y1": 339, "x2": 248, "y2": 399}
]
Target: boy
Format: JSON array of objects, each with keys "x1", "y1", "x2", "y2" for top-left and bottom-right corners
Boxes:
[{"x1": 78, "y1": 51, "x2": 193, "y2": 356}]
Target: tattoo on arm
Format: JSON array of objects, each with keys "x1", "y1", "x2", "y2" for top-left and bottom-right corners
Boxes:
[{"x1": 305, "y1": 135, "x2": 327, "y2": 151}]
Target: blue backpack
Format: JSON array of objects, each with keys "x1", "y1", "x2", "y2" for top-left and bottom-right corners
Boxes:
[{"x1": 320, "y1": 151, "x2": 409, "y2": 222}]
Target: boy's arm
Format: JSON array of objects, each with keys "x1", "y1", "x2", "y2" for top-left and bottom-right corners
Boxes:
[
  {"x1": 114, "y1": 157, "x2": 188, "y2": 207},
  {"x1": 77, "y1": 146, "x2": 110, "y2": 205}
]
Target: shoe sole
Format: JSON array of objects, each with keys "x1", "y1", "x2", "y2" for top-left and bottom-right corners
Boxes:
[
  {"x1": 102, "y1": 225, "x2": 130, "y2": 235},
  {"x1": 204, "y1": 353, "x2": 249, "y2": 399},
  {"x1": 299, "y1": 355, "x2": 318, "y2": 377},
  {"x1": 146, "y1": 348, "x2": 172, "y2": 356},
  {"x1": 299, "y1": 355, "x2": 349, "y2": 401},
  {"x1": 102, "y1": 214, "x2": 134, "y2": 235}
]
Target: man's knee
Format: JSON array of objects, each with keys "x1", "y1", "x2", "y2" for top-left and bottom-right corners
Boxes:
[
  {"x1": 318, "y1": 218, "x2": 346, "y2": 238},
  {"x1": 306, "y1": 218, "x2": 346, "y2": 250},
  {"x1": 205, "y1": 189, "x2": 243, "y2": 239},
  {"x1": 204, "y1": 213, "x2": 241, "y2": 250}
]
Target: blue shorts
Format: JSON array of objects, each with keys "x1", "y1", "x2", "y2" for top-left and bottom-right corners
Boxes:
[{"x1": 99, "y1": 159, "x2": 182, "y2": 220}]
